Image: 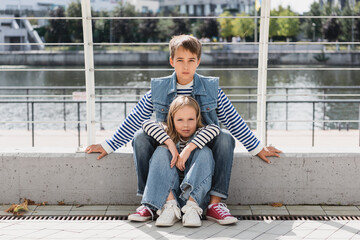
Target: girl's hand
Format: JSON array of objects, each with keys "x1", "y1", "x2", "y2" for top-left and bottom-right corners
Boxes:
[
  {"x1": 164, "y1": 139, "x2": 179, "y2": 168},
  {"x1": 176, "y1": 143, "x2": 197, "y2": 171}
]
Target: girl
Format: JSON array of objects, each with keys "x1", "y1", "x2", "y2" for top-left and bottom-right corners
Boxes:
[{"x1": 129, "y1": 96, "x2": 220, "y2": 227}]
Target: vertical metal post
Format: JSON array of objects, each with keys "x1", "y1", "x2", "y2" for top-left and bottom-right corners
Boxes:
[
  {"x1": 63, "y1": 89, "x2": 66, "y2": 131},
  {"x1": 256, "y1": 0, "x2": 271, "y2": 143},
  {"x1": 81, "y1": 0, "x2": 96, "y2": 145},
  {"x1": 323, "y1": 89, "x2": 326, "y2": 130},
  {"x1": 358, "y1": 103, "x2": 360, "y2": 147},
  {"x1": 286, "y1": 88, "x2": 288, "y2": 131},
  {"x1": 26, "y1": 89, "x2": 29, "y2": 131},
  {"x1": 100, "y1": 88, "x2": 103, "y2": 130},
  {"x1": 78, "y1": 102, "x2": 81, "y2": 147},
  {"x1": 31, "y1": 102, "x2": 34, "y2": 147},
  {"x1": 312, "y1": 102, "x2": 315, "y2": 147}
]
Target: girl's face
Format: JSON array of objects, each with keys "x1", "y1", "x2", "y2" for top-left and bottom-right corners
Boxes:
[{"x1": 173, "y1": 105, "x2": 197, "y2": 141}]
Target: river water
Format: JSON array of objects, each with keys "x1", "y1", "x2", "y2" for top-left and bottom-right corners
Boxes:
[{"x1": 0, "y1": 65, "x2": 359, "y2": 131}]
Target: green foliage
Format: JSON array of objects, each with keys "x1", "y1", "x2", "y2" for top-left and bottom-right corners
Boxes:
[
  {"x1": 276, "y1": 6, "x2": 300, "y2": 38},
  {"x1": 156, "y1": 17, "x2": 175, "y2": 42},
  {"x1": 339, "y1": 3, "x2": 354, "y2": 42},
  {"x1": 112, "y1": 2, "x2": 139, "y2": 42},
  {"x1": 66, "y1": 0, "x2": 84, "y2": 43},
  {"x1": 44, "y1": 6, "x2": 70, "y2": 43},
  {"x1": 193, "y1": 18, "x2": 219, "y2": 39},
  {"x1": 232, "y1": 13, "x2": 254, "y2": 39},
  {"x1": 269, "y1": 9, "x2": 280, "y2": 39},
  {"x1": 301, "y1": 2, "x2": 323, "y2": 40},
  {"x1": 137, "y1": 12, "x2": 159, "y2": 42},
  {"x1": 93, "y1": 11, "x2": 110, "y2": 43},
  {"x1": 217, "y1": 11, "x2": 233, "y2": 39}
]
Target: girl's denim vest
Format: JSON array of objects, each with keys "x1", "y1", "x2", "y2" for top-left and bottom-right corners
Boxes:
[{"x1": 151, "y1": 72, "x2": 220, "y2": 126}]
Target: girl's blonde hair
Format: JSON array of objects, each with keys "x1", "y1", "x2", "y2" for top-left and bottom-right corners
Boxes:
[{"x1": 165, "y1": 96, "x2": 203, "y2": 143}]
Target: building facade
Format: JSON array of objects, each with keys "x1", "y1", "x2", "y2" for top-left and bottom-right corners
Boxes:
[{"x1": 159, "y1": 0, "x2": 255, "y2": 16}]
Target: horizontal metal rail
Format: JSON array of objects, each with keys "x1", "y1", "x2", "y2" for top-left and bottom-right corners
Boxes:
[
  {"x1": 1, "y1": 42, "x2": 360, "y2": 46},
  {"x1": 1, "y1": 67, "x2": 360, "y2": 72},
  {"x1": 1, "y1": 16, "x2": 360, "y2": 20}
]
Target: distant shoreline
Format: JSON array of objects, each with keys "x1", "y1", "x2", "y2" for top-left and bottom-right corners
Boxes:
[{"x1": 1, "y1": 49, "x2": 360, "y2": 66}]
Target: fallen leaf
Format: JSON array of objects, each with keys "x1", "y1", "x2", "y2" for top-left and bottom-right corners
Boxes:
[
  {"x1": 25, "y1": 198, "x2": 36, "y2": 205},
  {"x1": 4, "y1": 204, "x2": 17, "y2": 213},
  {"x1": 58, "y1": 201, "x2": 65, "y2": 205},
  {"x1": 271, "y1": 202, "x2": 283, "y2": 207},
  {"x1": 42, "y1": 201, "x2": 48, "y2": 206}
]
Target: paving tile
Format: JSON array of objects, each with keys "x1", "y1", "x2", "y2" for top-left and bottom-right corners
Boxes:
[
  {"x1": 286, "y1": 206, "x2": 326, "y2": 216},
  {"x1": 107, "y1": 205, "x2": 138, "y2": 211},
  {"x1": 321, "y1": 206, "x2": 360, "y2": 211},
  {"x1": 325, "y1": 211, "x2": 360, "y2": 216},
  {"x1": 251, "y1": 209, "x2": 289, "y2": 216},
  {"x1": 305, "y1": 229, "x2": 338, "y2": 239},
  {"x1": 228, "y1": 205, "x2": 252, "y2": 210},
  {"x1": 36, "y1": 205, "x2": 73, "y2": 211},
  {"x1": 71, "y1": 205, "x2": 108, "y2": 211},
  {"x1": 105, "y1": 210, "x2": 133, "y2": 216}
]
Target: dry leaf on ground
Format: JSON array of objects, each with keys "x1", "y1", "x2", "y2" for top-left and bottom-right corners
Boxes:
[
  {"x1": 58, "y1": 201, "x2": 65, "y2": 205},
  {"x1": 271, "y1": 202, "x2": 283, "y2": 207}
]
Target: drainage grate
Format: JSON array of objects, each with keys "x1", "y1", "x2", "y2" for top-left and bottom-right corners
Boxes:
[
  {"x1": 237, "y1": 215, "x2": 360, "y2": 221},
  {"x1": 0, "y1": 215, "x2": 128, "y2": 221},
  {"x1": 1, "y1": 215, "x2": 360, "y2": 221}
]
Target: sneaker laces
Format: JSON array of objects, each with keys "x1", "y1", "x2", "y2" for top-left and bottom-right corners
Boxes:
[
  {"x1": 157, "y1": 202, "x2": 181, "y2": 220},
  {"x1": 136, "y1": 205, "x2": 154, "y2": 220},
  {"x1": 213, "y1": 203, "x2": 232, "y2": 218},
  {"x1": 182, "y1": 204, "x2": 203, "y2": 219}
]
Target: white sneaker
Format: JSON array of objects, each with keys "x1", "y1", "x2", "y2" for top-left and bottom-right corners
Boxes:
[
  {"x1": 181, "y1": 201, "x2": 203, "y2": 227},
  {"x1": 155, "y1": 201, "x2": 181, "y2": 227}
]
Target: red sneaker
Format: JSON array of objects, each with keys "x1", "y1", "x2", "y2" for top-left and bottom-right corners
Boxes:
[
  {"x1": 206, "y1": 203, "x2": 238, "y2": 225},
  {"x1": 128, "y1": 205, "x2": 156, "y2": 222}
]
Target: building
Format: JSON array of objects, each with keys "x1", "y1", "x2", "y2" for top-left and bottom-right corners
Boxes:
[
  {"x1": 0, "y1": 0, "x2": 159, "y2": 15},
  {"x1": 159, "y1": 0, "x2": 255, "y2": 16},
  {"x1": 320, "y1": 0, "x2": 360, "y2": 9},
  {"x1": 0, "y1": 15, "x2": 44, "y2": 51}
]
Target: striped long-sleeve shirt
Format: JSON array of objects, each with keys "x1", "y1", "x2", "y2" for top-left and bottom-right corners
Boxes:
[
  {"x1": 101, "y1": 85, "x2": 263, "y2": 156},
  {"x1": 142, "y1": 120, "x2": 220, "y2": 151}
]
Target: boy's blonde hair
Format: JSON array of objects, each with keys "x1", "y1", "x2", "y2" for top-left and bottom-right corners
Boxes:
[
  {"x1": 169, "y1": 35, "x2": 202, "y2": 60},
  {"x1": 165, "y1": 96, "x2": 203, "y2": 143}
]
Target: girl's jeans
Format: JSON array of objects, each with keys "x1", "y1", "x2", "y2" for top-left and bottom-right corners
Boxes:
[
  {"x1": 133, "y1": 129, "x2": 235, "y2": 200},
  {"x1": 141, "y1": 146, "x2": 214, "y2": 211}
]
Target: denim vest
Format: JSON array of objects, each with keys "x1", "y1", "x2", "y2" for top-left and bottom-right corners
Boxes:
[{"x1": 151, "y1": 72, "x2": 219, "y2": 126}]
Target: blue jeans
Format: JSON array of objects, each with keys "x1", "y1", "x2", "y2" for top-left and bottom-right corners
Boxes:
[
  {"x1": 132, "y1": 129, "x2": 235, "y2": 199},
  {"x1": 141, "y1": 146, "x2": 214, "y2": 211}
]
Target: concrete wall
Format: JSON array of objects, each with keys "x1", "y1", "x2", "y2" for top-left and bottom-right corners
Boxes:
[
  {"x1": 1, "y1": 151, "x2": 359, "y2": 205},
  {"x1": 1, "y1": 50, "x2": 360, "y2": 66}
]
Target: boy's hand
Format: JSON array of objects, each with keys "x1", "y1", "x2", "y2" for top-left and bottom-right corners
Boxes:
[
  {"x1": 176, "y1": 143, "x2": 197, "y2": 171},
  {"x1": 257, "y1": 146, "x2": 282, "y2": 164},
  {"x1": 85, "y1": 144, "x2": 108, "y2": 160},
  {"x1": 164, "y1": 139, "x2": 179, "y2": 168}
]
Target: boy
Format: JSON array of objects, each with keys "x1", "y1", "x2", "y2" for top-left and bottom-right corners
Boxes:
[{"x1": 86, "y1": 35, "x2": 281, "y2": 225}]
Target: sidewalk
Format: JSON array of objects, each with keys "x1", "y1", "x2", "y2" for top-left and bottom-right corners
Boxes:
[{"x1": 1, "y1": 205, "x2": 360, "y2": 239}]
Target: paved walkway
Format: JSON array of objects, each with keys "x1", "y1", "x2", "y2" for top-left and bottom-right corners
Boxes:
[{"x1": 1, "y1": 205, "x2": 360, "y2": 239}]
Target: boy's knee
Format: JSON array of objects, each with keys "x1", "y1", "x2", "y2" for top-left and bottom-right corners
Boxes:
[
  {"x1": 195, "y1": 147, "x2": 215, "y2": 166},
  {"x1": 216, "y1": 130, "x2": 235, "y2": 149},
  {"x1": 133, "y1": 129, "x2": 153, "y2": 148}
]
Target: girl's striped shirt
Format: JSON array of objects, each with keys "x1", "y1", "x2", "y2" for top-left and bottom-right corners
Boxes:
[{"x1": 101, "y1": 83, "x2": 263, "y2": 156}]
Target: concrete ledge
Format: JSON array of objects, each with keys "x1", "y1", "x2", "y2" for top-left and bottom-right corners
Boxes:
[{"x1": 1, "y1": 151, "x2": 360, "y2": 205}]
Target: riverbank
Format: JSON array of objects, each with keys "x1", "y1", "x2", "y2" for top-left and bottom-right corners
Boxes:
[{"x1": 1, "y1": 49, "x2": 360, "y2": 66}]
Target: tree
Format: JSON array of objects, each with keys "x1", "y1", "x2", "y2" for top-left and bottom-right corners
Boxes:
[
  {"x1": 112, "y1": 2, "x2": 139, "y2": 42},
  {"x1": 93, "y1": 11, "x2": 110, "y2": 43},
  {"x1": 323, "y1": 16, "x2": 341, "y2": 41},
  {"x1": 217, "y1": 11, "x2": 233, "y2": 40},
  {"x1": 232, "y1": 13, "x2": 254, "y2": 40},
  {"x1": 137, "y1": 12, "x2": 159, "y2": 42},
  {"x1": 339, "y1": 3, "x2": 354, "y2": 42},
  {"x1": 45, "y1": 6, "x2": 70, "y2": 43},
  {"x1": 66, "y1": 0, "x2": 84, "y2": 43},
  {"x1": 156, "y1": 17, "x2": 175, "y2": 42},
  {"x1": 269, "y1": 9, "x2": 280, "y2": 40},
  {"x1": 194, "y1": 18, "x2": 219, "y2": 39},
  {"x1": 301, "y1": 2, "x2": 323, "y2": 41},
  {"x1": 276, "y1": 6, "x2": 300, "y2": 39}
]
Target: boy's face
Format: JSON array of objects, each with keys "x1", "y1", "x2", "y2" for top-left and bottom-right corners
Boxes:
[{"x1": 170, "y1": 46, "x2": 200, "y2": 85}]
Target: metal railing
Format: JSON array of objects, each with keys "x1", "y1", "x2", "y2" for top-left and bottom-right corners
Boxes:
[
  {"x1": 1, "y1": 86, "x2": 359, "y2": 147},
  {"x1": 1, "y1": 0, "x2": 360, "y2": 149}
]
